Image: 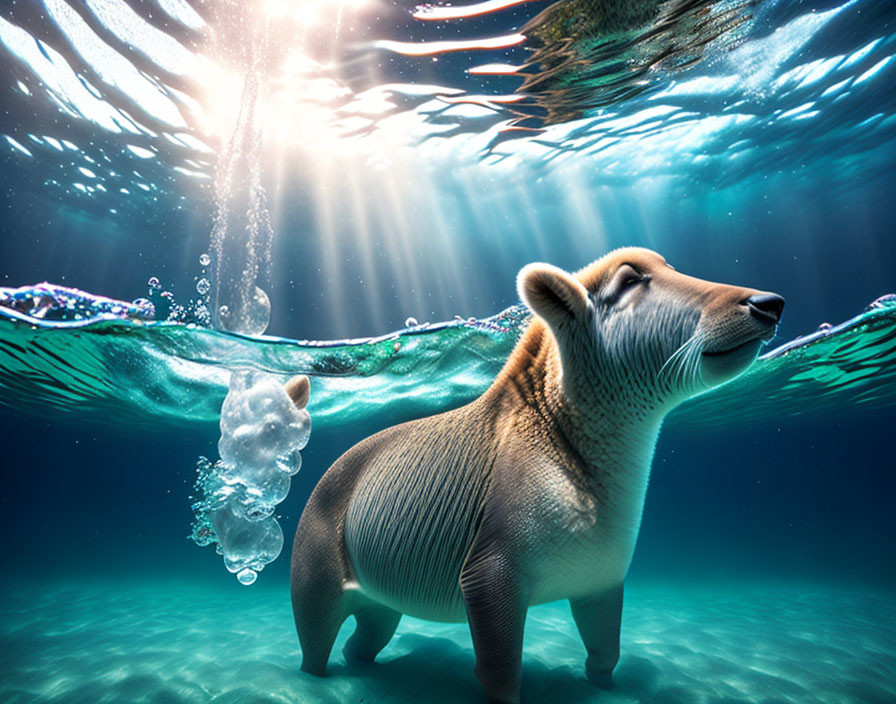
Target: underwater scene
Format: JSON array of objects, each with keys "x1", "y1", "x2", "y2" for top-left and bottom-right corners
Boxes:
[{"x1": 1, "y1": 0, "x2": 895, "y2": 702}]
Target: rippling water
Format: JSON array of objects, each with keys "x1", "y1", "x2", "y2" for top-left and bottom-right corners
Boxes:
[
  {"x1": 1, "y1": 283, "x2": 895, "y2": 430},
  {"x1": 2, "y1": 0, "x2": 894, "y2": 203}
]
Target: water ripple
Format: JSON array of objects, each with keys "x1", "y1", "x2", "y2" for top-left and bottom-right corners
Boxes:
[{"x1": 0, "y1": 0, "x2": 893, "y2": 199}]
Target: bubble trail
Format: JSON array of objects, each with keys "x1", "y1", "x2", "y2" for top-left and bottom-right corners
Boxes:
[
  {"x1": 190, "y1": 371, "x2": 311, "y2": 584},
  {"x1": 189, "y1": 5, "x2": 309, "y2": 582}
]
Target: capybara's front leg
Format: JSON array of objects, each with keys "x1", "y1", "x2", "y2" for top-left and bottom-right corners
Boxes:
[
  {"x1": 570, "y1": 583, "x2": 624, "y2": 689},
  {"x1": 461, "y1": 551, "x2": 529, "y2": 704}
]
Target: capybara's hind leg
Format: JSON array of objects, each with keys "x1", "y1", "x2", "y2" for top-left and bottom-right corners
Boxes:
[
  {"x1": 344, "y1": 600, "x2": 402, "y2": 664},
  {"x1": 292, "y1": 448, "x2": 372, "y2": 676},
  {"x1": 291, "y1": 511, "x2": 350, "y2": 676},
  {"x1": 292, "y1": 565, "x2": 346, "y2": 676}
]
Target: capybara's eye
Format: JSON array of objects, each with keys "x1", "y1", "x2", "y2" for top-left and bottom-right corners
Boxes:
[
  {"x1": 613, "y1": 265, "x2": 647, "y2": 301},
  {"x1": 619, "y1": 273, "x2": 641, "y2": 291}
]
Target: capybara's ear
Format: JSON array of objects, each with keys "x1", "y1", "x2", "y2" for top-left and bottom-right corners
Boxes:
[
  {"x1": 285, "y1": 375, "x2": 310, "y2": 410},
  {"x1": 518, "y1": 263, "x2": 590, "y2": 330}
]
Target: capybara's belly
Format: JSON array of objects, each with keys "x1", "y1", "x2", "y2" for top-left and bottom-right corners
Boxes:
[{"x1": 343, "y1": 426, "x2": 493, "y2": 622}]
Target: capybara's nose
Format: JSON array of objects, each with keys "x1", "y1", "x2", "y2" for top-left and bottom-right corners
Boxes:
[{"x1": 746, "y1": 293, "x2": 785, "y2": 324}]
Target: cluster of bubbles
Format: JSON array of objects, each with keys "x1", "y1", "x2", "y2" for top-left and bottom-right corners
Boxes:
[
  {"x1": 183, "y1": 251, "x2": 304, "y2": 583},
  {"x1": 196, "y1": 253, "x2": 212, "y2": 297},
  {"x1": 0, "y1": 282, "x2": 154, "y2": 322},
  {"x1": 143, "y1": 253, "x2": 215, "y2": 326},
  {"x1": 144, "y1": 252, "x2": 271, "y2": 337},
  {"x1": 190, "y1": 369, "x2": 311, "y2": 585},
  {"x1": 402, "y1": 308, "x2": 521, "y2": 334}
]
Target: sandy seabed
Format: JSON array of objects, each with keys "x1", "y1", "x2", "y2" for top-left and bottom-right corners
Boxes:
[{"x1": 0, "y1": 579, "x2": 893, "y2": 703}]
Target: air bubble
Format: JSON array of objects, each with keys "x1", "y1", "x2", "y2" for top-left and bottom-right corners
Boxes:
[
  {"x1": 196, "y1": 278, "x2": 210, "y2": 296},
  {"x1": 276, "y1": 447, "x2": 303, "y2": 476},
  {"x1": 147, "y1": 276, "x2": 160, "y2": 290},
  {"x1": 199, "y1": 253, "x2": 211, "y2": 267},
  {"x1": 405, "y1": 317, "x2": 418, "y2": 327},
  {"x1": 244, "y1": 286, "x2": 271, "y2": 336},
  {"x1": 191, "y1": 370, "x2": 311, "y2": 585},
  {"x1": 237, "y1": 568, "x2": 257, "y2": 585}
]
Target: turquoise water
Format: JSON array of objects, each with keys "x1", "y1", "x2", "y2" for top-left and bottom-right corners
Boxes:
[
  {"x1": 1, "y1": 285, "x2": 895, "y2": 430},
  {"x1": 1, "y1": 0, "x2": 895, "y2": 702}
]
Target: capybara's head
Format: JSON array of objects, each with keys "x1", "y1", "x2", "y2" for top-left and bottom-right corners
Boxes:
[{"x1": 517, "y1": 247, "x2": 784, "y2": 410}]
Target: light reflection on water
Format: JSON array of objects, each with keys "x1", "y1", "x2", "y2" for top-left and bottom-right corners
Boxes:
[{"x1": 0, "y1": 0, "x2": 893, "y2": 197}]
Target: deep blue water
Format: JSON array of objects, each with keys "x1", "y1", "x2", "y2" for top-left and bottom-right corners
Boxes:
[{"x1": 1, "y1": 0, "x2": 895, "y2": 702}]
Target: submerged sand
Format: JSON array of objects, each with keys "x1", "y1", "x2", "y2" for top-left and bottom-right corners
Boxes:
[{"x1": 0, "y1": 580, "x2": 893, "y2": 703}]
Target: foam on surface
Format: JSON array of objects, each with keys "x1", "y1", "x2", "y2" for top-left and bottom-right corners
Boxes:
[{"x1": 1, "y1": 288, "x2": 895, "y2": 432}]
